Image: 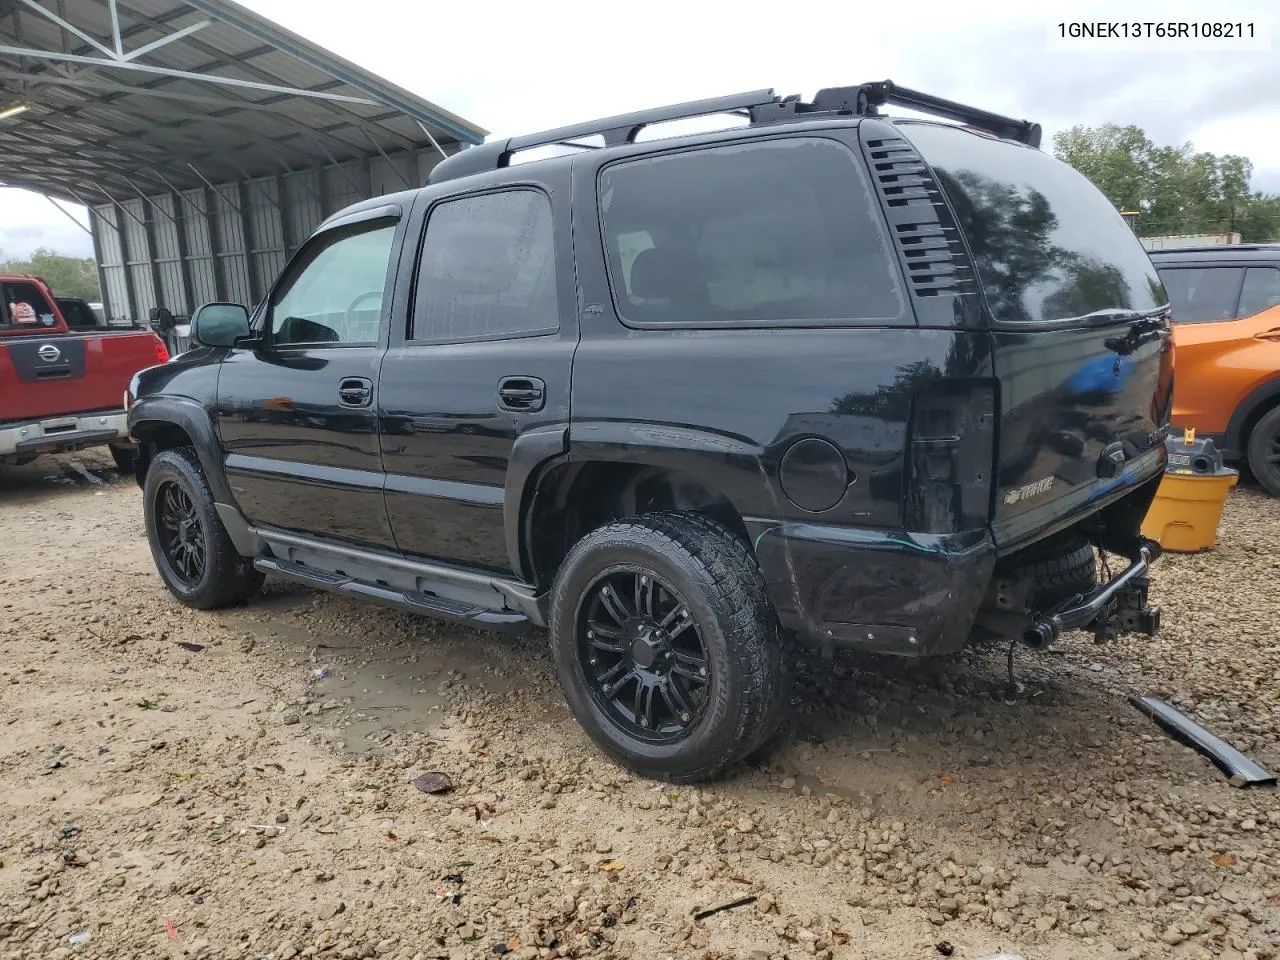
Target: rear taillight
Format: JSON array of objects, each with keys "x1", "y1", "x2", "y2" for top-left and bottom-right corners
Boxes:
[
  {"x1": 904, "y1": 380, "x2": 996, "y2": 534},
  {"x1": 154, "y1": 337, "x2": 170, "y2": 363}
]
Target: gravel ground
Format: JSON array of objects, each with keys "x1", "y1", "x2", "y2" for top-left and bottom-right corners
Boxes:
[{"x1": 1, "y1": 450, "x2": 1278, "y2": 960}]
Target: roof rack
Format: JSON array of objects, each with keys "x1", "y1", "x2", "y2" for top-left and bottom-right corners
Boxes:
[{"x1": 426, "y1": 80, "x2": 1041, "y2": 185}]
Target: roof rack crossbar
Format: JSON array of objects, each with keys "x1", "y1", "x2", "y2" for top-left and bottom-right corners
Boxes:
[
  {"x1": 858, "y1": 81, "x2": 1042, "y2": 149},
  {"x1": 426, "y1": 80, "x2": 1040, "y2": 184}
]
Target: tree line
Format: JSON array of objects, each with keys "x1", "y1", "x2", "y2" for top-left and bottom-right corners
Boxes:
[
  {"x1": 0, "y1": 248, "x2": 101, "y2": 300},
  {"x1": 1053, "y1": 125, "x2": 1280, "y2": 242}
]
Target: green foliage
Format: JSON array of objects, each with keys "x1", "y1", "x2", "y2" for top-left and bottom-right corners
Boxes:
[
  {"x1": 0, "y1": 247, "x2": 101, "y2": 300},
  {"x1": 1052, "y1": 124, "x2": 1280, "y2": 242}
]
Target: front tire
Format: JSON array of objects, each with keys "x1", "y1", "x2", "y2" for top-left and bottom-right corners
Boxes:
[
  {"x1": 549, "y1": 512, "x2": 789, "y2": 783},
  {"x1": 1246, "y1": 406, "x2": 1280, "y2": 497},
  {"x1": 143, "y1": 447, "x2": 263, "y2": 609}
]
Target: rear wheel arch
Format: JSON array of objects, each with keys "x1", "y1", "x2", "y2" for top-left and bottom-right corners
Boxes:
[{"x1": 523, "y1": 459, "x2": 752, "y2": 590}]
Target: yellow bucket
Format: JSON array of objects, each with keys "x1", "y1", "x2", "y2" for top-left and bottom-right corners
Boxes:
[{"x1": 1141, "y1": 471, "x2": 1238, "y2": 552}]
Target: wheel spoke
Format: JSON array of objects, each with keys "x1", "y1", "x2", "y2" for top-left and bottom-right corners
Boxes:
[
  {"x1": 634, "y1": 680, "x2": 656, "y2": 729},
  {"x1": 635, "y1": 575, "x2": 656, "y2": 619},
  {"x1": 670, "y1": 648, "x2": 708, "y2": 685},
  {"x1": 660, "y1": 677, "x2": 694, "y2": 720},
  {"x1": 588, "y1": 636, "x2": 625, "y2": 654},
  {"x1": 164, "y1": 486, "x2": 181, "y2": 517},
  {"x1": 597, "y1": 659, "x2": 630, "y2": 691},
  {"x1": 667, "y1": 616, "x2": 695, "y2": 641},
  {"x1": 659, "y1": 603, "x2": 686, "y2": 629},
  {"x1": 587, "y1": 620, "x2": 624, "y2": 640},
  {"x1": 161, "y1": 512, "x2": 181, "y2": 532},
  {"x1": 599, "y1": 583, "x2": 632, "y2": 626}
]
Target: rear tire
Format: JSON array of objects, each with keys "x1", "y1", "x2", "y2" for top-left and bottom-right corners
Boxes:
[
  {"x1": 549, "y1": 512, "x2": 790, "y2": 783},
  {"x1": 109, "y1": 443, "x2": 136, "y2": 474},
  {"x1": 143, "y1": 447, "x2": 263, "y2": 609},
  {"x1": 1246, "y1": 406, "x2": 1280, "y2": 497}
]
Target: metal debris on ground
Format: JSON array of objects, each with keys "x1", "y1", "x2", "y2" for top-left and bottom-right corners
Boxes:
[
  {"x1": 693, "y1": 896, "x2": 758, "y2": 921},
  {"x1": 1129, "y1": 695, "x2": 1277, "y2": 787}
]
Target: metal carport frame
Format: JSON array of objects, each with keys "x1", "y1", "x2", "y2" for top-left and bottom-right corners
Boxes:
[{"x1": 0, "y1": 0, "x2": 487, "y2": 323}]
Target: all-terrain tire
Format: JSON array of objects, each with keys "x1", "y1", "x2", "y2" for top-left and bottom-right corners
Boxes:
[
  {"x1": 1246, "y1": 406, "x2": 1280, "y2": 497},
  {"x1": 143, "y1": 447, "x2": 264, "y2": 609},
  {"x1": 549, "y1": 512, "x2": 791, "y2": 783},
  {"x1": 1017, "y1": 533, "x2": 1097, "y2": 609}
]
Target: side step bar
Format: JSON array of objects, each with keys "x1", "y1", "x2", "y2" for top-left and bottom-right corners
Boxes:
[{"x1": 254, "y1": 557, "x2": 531, "y2": 633}]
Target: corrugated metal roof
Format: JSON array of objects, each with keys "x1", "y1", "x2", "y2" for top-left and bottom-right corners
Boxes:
[{"x1": 0, "y1": 0, "x2": 486, "y2": 203}]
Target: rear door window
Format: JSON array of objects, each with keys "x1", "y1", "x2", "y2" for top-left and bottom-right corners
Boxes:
[
  {"x1": 1157, "y1": 267, "x2": 1244, "y2": 323},
  {"x1": 1236, "y1": 266, "x2": 1280, "y2": 318},
  {"x1": 411, "y1": 189, "x2": 559, "y2": 342},
  {"x1": 598, "y1": 137, "x2": 907, "y2": 327},
  {"x1": 901, "y1": 122, "x2": 1167, "y2": 325}
]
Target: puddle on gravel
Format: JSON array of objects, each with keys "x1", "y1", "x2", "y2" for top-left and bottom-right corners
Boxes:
[{"x1": 222, "y1": 606, "x2": 519, "y2": 753}]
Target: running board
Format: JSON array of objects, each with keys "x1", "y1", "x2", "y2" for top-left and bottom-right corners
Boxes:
[{"x1": 254, "y1": 557, "x2": 531, "y2": 633}]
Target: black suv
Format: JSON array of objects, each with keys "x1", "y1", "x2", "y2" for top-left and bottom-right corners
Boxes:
[{"x1": 127, "y1": 81, "x2": 1171, "y2": 782}]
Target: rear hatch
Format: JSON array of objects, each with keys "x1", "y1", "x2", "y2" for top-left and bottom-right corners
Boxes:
[{"x1": 900, "y1": 122, "x2": 1174, "y2": 550}]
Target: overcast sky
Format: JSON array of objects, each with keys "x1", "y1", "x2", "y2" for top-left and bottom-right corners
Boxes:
[{"x1": 3, "y1": 0, "x2": 1277, "y2": 259}]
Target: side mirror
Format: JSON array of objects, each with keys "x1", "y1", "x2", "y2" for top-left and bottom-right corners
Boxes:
[{"x1": 191, "y1": 302, "x2": 251, "y2": 348}]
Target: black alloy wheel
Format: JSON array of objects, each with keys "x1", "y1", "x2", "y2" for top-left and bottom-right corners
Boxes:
[
  {"x1": 578, "y1": 568, "x2": 711, "y2": 743},
  {"x1": 155, "y1": 479, "x2": 206, "y2": 585}
]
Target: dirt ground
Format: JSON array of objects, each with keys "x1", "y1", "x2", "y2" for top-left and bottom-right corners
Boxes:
[{"x1": 1, "y1": 450, "x2": 1278, "y2": 960}]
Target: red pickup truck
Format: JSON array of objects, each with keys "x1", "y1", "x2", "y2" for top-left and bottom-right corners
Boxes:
[{"x1": 1, "y1": 273, "x2": 169, "y2": 470}]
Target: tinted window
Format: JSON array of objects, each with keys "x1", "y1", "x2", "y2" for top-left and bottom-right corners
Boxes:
[
  {"x1": 271, "y1": 221, "x2": 396, "y2": 346},
  {"x1": 58, "y1": 299, "x2": 99, "y2": 329},
  {"x1": 599, "y1": 137, "x2": 905, "y2": 326},
  {"x1": 412, "y1": 190, "x2": 558, "y2": 342},
  {"x1": 1, "y1": 281, "x2": 57, "y2": 329},
  {"x1": 1237, "y1": 266, "x2": 1280, "y2": 318},
  {"x1": 1157, "y1": 267, "x2": 1243, "y2": 324},
  {"x1": 903, "y1": 123, "x2": 1166, "y2": 324}
]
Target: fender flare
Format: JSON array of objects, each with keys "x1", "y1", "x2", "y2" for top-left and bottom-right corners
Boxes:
[
  {"x1": 128, "y1": 395, "x2": 233, "y2": 505},
  {"x1": 509, "y1": 419, "x2": 772, "y2": 585}
]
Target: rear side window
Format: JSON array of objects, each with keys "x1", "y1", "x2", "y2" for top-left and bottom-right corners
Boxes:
[
  {"x1": 58, "y1": 299, "x2": 99, "y2": 329},
  {"x1": 1237, "y1": 266, "x2": 1280, "y2": 318},
  {"x1": 902, "y1": 123, "x2": 1167, "y2": 324},
  {"x1": 598, "y1": 137, "x2": 906, "y2": 327},
  {"x1": 1157, "y1": 267, "x2": 1243, "y2": 323},
  {"x1": 412, "y1": 189, "x2": 559, "y2": 342}
]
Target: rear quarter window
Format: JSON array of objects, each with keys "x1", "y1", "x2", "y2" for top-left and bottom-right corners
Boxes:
[
  {"x1": 598, "y1": 136, "x2": 907, "y2": 327},
  {"x1": 901, "y1": 123, "x2": 1167, "y2": 325}
]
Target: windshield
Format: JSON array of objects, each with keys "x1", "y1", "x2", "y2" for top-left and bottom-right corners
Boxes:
[{"x1": 901, "y1": 122, "x2": 1167, "y2": 324}]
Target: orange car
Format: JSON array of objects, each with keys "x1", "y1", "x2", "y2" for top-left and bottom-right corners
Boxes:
[{"x1": 1149, "y1": 245, "x2": 1280, "y2": 495}]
